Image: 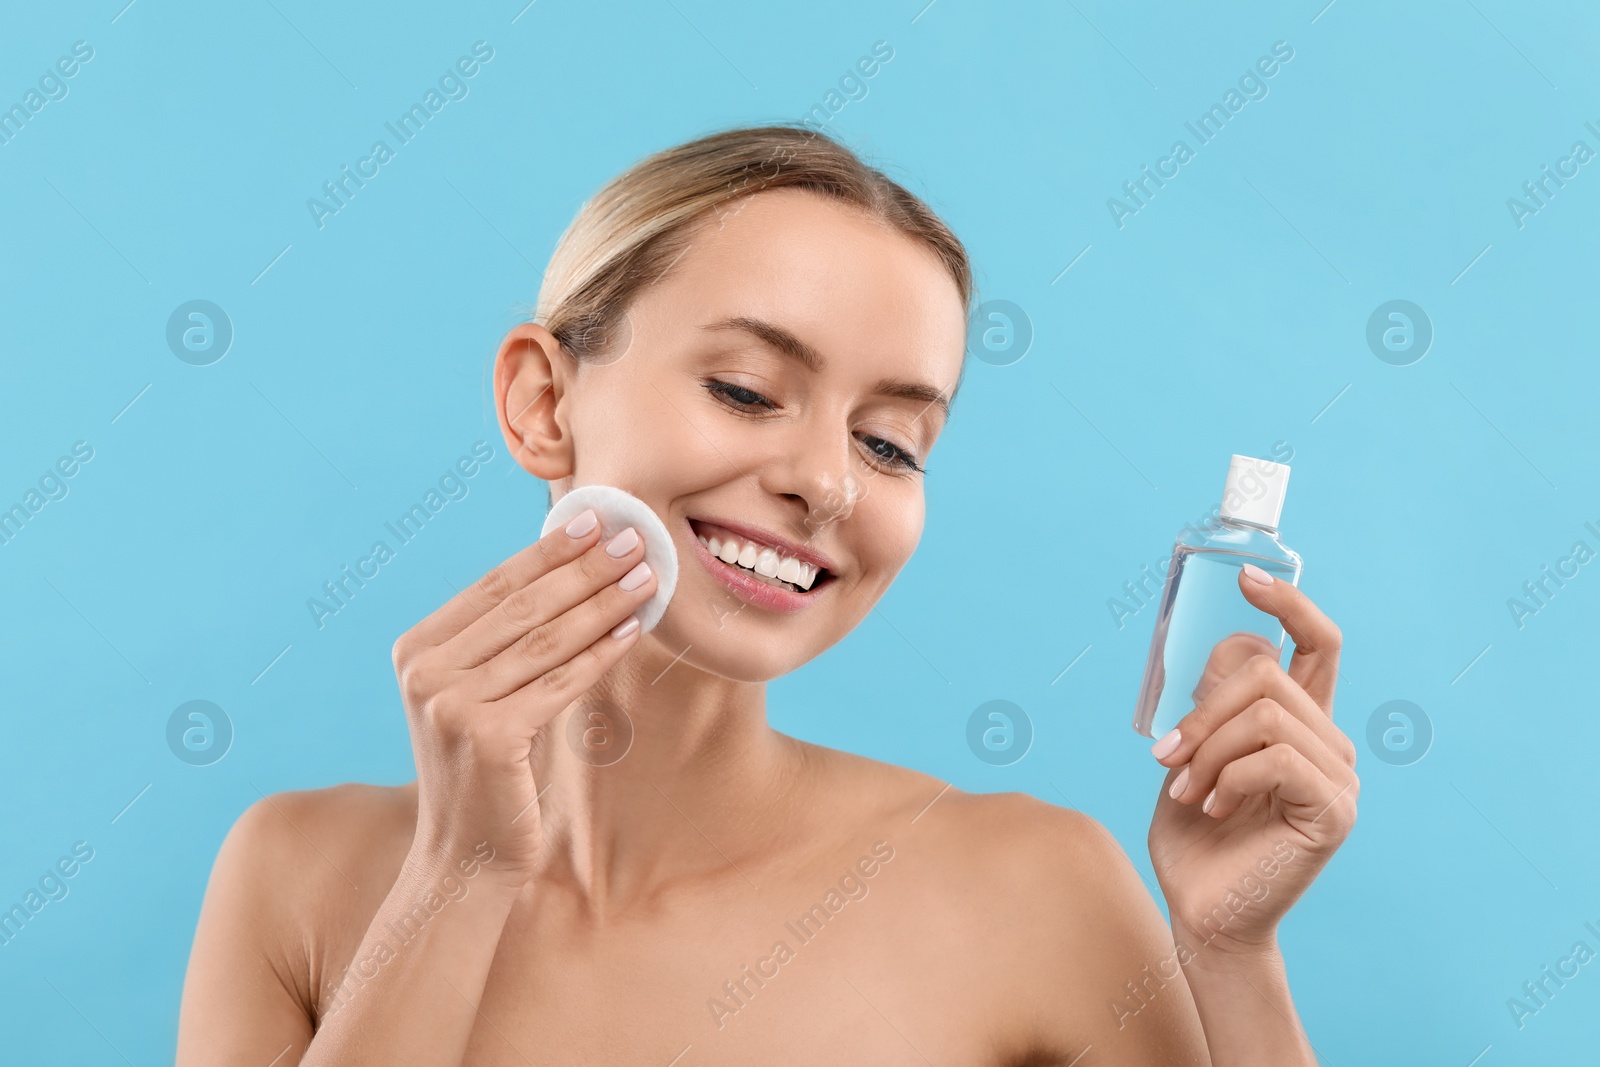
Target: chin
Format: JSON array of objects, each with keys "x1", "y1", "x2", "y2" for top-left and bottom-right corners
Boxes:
[{"x1": 642, "y1": 613, "x2": 835, "y2": 684}]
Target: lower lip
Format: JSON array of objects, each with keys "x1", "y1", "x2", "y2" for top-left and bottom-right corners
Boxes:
[{"x1": 685, "y1": 519, "x2": 822, "y2": 615}]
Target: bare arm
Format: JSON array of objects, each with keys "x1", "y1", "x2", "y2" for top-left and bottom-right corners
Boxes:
[
  {"x1": 945, "y1": 794, "x2": 1210, "y2": 1065},
  {"x1": 1030, "y1": 805, "x2": 1213, "y2": 1066},
  {"x1": 1146, "y1": 570, "x2": 1357, "y2": 1066},
  {"x1": 178, "y1": 794, "x2": 529, "y2": 1065},
  {"x1": 1052, "y1": 821, "x2": 1315, "y2": 1067},
  {"x1": 997, "y1": 797, "x2": 1315, "y2": 1064},
  {"x1": 176, "y1": 795, "x2": 317, "y2": 1066},
  {"x1": 178, "y1": 507, "x2": 659, "y2": 1064},
  {"x1": 301, "y1": 837, "x2": 527, "y2": 1065},
  {"x1": 177, "y1": 789, "x2": 544, "y2": 1066},
  {"x1": 1178, "y1": 937, "x2": 1313, "y2": 1066}
]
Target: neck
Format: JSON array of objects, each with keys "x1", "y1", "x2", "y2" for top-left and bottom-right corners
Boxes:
[{"x1": 526, "y1": 632, "x2": 804, "y2": 911}]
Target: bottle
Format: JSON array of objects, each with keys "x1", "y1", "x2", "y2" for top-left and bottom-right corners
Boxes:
[{"x1": 1132, "y1": 454, "x2": 1303, "y2": 739}]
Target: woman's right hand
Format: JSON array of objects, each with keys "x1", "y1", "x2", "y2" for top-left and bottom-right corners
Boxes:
[{"x1": 389, "y1": 507, "x2": 658, "y2": 884}]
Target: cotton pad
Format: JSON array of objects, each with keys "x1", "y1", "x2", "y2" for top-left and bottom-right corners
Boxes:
[{"x1": 540, "y1": 484, "x2": 679, "y2": 633}]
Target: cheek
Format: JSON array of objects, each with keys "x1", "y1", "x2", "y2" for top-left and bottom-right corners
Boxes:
[
  {"x1": 570, "y1": 378, "x2": 722, "y2": 485},
  {"x1": 857, "y1": 488, "x2": 923, "y2": 577}
]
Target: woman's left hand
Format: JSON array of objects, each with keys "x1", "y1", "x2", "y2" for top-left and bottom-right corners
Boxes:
[{"x1": 1146, "y1": 565, "x2": 1359, "y2": 957}]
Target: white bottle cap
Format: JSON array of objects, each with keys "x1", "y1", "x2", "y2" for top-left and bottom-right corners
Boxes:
[{"x1": 1219, "y1": 454, "x2": 1290, "y2": 529}]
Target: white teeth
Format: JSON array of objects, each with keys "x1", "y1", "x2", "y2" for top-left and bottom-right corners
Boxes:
[{"x1": 696, "y1": 523, "x2": 827, "y2": 593}]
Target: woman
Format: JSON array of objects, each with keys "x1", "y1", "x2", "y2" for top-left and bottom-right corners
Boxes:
[{"x1": 177, "y1": 124, "x2": 1357, "y2": 1065}]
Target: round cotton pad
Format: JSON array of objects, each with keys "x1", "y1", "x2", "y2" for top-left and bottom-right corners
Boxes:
[{"x1": 540, "y1": 484, "x2": 679, "y2": 633}]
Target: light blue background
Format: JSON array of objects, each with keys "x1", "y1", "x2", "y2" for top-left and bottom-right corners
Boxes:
[{"x1": 3, "y1": 0, "x2": 1597, "y2": 1061}]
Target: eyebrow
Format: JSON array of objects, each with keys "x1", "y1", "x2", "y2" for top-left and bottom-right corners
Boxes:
[{"x1": 699, "y1": 315, "x2": 952, "y2": 422}]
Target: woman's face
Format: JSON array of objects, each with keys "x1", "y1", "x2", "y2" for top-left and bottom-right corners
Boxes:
[{"x1": 507, "y1": 187, "x2": 967, "y2": 682}]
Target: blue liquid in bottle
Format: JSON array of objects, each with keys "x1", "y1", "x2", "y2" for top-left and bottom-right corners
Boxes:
[{"x1": 1133, "y1": 455, "x2": 1303, "y2": 739}]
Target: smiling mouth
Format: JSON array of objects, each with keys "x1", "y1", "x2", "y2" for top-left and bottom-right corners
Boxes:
[{"x1": 687, "y1": 519, "x2": 834, "y2": 595}]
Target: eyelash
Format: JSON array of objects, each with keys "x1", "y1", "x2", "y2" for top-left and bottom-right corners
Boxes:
[{"x1": 702, "y1": 379, "x2": 926, "y2": 474}]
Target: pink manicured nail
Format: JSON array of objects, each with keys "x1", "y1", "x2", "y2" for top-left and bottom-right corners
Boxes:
[
  {"x1": 1242, "y1": 563, "x2": 1273, "y2": 585},
  {"x1": 1202, "y1": 788, "x2": 1217, "y2": 813},
  {"x1": 605, "y1": 527, "x2": 640, "y2": 557},
  {"x1": 610, "y1": 615, "x2": 640, "y2": 640},
  {"x1": 1151, "y1": 728, "x2": 1181, "y2": 759},
  {"x1": 1168, "y1": 765, "x2": 1190, "y2": 799},
  {"x1": 565, "y1": 509, "x2": 598, "y2": 537},
  {"x1": 619, "y1": 561, "x2": 651, "y2": 591}
]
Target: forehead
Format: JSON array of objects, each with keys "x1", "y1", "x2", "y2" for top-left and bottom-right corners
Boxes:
[{"x1": 639, "y1": 188, "x2": 967, "y2": 389}]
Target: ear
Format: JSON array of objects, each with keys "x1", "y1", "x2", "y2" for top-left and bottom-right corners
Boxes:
[{"x1": 494, "y1": 322, "x2": 573, "y2": 481}]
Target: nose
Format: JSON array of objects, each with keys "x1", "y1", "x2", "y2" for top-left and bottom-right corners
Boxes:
[{"x1": 756, "y1": 410, "x2": 863, "y2": 538}]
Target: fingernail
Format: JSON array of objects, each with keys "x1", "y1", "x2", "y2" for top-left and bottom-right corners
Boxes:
[
  {"x1": 565, "y1": 508, "x2": 598, "y2": 537},
  {"x1": 619, "y1": 561, "x2": 651, "y2": 591},
  {"x1": 610, "y1": 615, "x2": 640, "y2": 640},
  {"x1": 1150, "y1": 727, "x2": 1181, "y2": 760},
  {"x1": 1202, "y1": 788, "x2": 1217, "y2": 813},
  {"x1": 1242, "y1": 563, "x2": 1273, "y2": 585},
  {"x1": 605, "y1": 527, "x2": 640, "y2": 557},
  {"x1": 1168, "y1": 765, "x2": 1190, "y2": 800}
]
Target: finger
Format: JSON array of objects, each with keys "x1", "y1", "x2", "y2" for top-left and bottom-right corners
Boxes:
[
  {"x1": 1190, "y1": 631, "x2": 1277, "y2": 704},
  {"x1": 1236, "y1": 565, "x2": 1343, "y2": 711},
  {"x1": 489, "y1": 593, "x2": 653, "y2": 730},
  {"x1": 1167, "y1": 698, "x2": 1350, "y2": 807},
  {"x1": 1154, "y1": 654, "x2": 1354, "y2": 773},
  {"x1": 412, "y1": 508, "x2": 604, "y2": 644},
  {"x1": 476, "y1": 558, "x2": 658, "y2": 703},
  {"x1": 449, "y1": 525, "x2": 648, "y2": 668},
  {"x1": 1201, "y1": 744, "x2": 1357, "y2": 833}
]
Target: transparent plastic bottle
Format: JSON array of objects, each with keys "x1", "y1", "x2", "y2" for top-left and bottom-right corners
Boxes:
[{"x1": 1132, "y1": 455, "x2": 1303, "y2": 739}]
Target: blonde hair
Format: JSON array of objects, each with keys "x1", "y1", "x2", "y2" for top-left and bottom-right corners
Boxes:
[{"x1": 530, "y1": 122, "x2": 975, "y2": 376}]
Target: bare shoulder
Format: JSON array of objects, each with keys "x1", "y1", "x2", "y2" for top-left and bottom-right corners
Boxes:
[
  {"x1": 793, "y1": 738, "x2": 1128, "y2": 879},
  {"x1": 930, "y1": 789, "x2": 1146, "y2": 894},
  {"x1": 888, "y1": 783, "x2": 1153, "y2": 920},
  {"x1": 179, "y1": 780, "x2": 421, "y2": 1059},
  {"x1": 918, "y1": 791, "x2": 1207, "y2": 1058},
  {"x1": 199, "y1": 782, "x2": 419, "y2": 996},
  {"x1": 221, "y1": 781, "x2": 418, "y2": 897},
  {"x1": 791, "y1": 745, "x2": 1203, "y2": 1057}
]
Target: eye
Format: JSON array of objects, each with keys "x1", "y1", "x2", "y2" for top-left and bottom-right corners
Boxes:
[
  {"x1": 703, "y1": 379, "x2": 777, "y2": 411},
  {"x1": 706, "y1": 379, "x2": 924, "y2": 473},
  {"x1": 858, "y1": 433, "x2": 924, "y2": 474}
]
